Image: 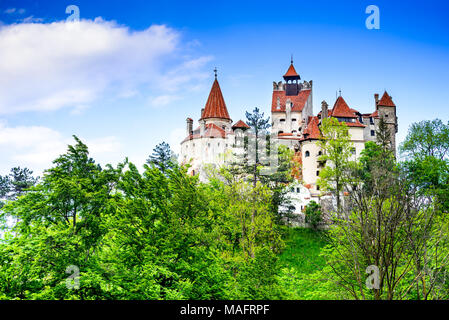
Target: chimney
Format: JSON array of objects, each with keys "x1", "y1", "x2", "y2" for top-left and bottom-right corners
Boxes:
[
  {"x1": 374, "y1": 93, "x2": 379, "y2": 110},
  {"x1": 321, "y1": 100, "x2": 328, "y2": 120},
  {"x1": 200, "y1": 120, "x2": 205, "y2": 136},
  {"x1": 186, "y1": 118, "x2": 193, "y2": 136}
]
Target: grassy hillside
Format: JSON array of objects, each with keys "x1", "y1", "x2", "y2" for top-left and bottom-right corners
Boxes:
[
  {"x1": 278, "y1": 227, "x2": 338, "y2": 299},
  {"x1": 279, "y1": 227, "x2": 328, "y2": 273}
]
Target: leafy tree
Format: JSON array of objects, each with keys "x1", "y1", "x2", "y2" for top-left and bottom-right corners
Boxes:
[
  {"x1": 317, "y1": 117, "x2": 354, "y2": 212},
  {"x1": 305, "y1": 201, "x2": 322, "y2": 230},
  {"x1": 318, "y1": 119, "x2": 449, "y2": 300},
  {"x1": 0, "y1": 135, "x2": 290, "y2": 300},
  {"x1": 400, "y1": 119, "x2": 449, "y2": 212},
  {"x1": 400, "y1": 119, "x2": 449, "y2": 161},
  {"x1": 0, "y1": 136, "x2": 118, "y2": 299}
]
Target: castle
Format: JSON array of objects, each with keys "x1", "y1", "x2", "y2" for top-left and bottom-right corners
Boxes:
[{"x1": 179, "y1": 61, "x2": 398, "y2": 212}]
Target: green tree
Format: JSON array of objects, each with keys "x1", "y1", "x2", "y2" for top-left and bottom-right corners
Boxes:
[
  {"x1": 147, "y1": 141, "x2": 177, "y2": 172},
  {"x1": 0, "y1": 136, "x2": 117, "y2": 299},
  {"x1": 305, "y1": 201, "x2": 322, "y2": 230},
  {"x1": 400, "y1": 119, "x2": 449, "y2": 161},
  {"x1": 317, "y1": 117, "x2": 354, "y2": 212},
  {"x1": 400, "y1": 119, "x2": 449, "y2": 212}
]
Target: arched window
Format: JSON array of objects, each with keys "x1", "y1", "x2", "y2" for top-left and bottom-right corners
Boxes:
[
  {"x1": 318, "y1": 151, "x2": 322, "y2": 156},
  {"x1": 278, "y1": 131, "x2": 284, "y2": 134},
  {"x1": 316, "y1": 171, "x2": 320, "y2": 176},
  {"x1": 305, "y1": 151, "x2": 310, "y2": 157}
]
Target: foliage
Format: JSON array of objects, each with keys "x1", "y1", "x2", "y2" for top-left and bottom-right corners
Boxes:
[
  {"x1": 317, "y1": 117, "x2": 355, "y2": 211},
  {"x1": 400, "y1": 119, "x2": 449, "y2": 161},
  {"x1": 400, "y1": 119, "x2": 449, "y2": 212},
  {"x1": 0, "y1": 137, "x2": 289, "y2": 300},
  {"x1": 317, "y1": 118, "x2": 449, "y2": 300},
  {"x1": 146, "y1": 141, "x2": 177, "y2": 172},
  {"x1": 0, "y1": 167, "x2": 38, "y2": 210},
  {"x1": 304, "y1": 201, "x2": 322, "y2": 230}
]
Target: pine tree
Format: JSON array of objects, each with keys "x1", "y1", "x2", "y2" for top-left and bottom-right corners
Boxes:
[{"x1": 147, "y1": 142, "x2": 176, "y2": 172}]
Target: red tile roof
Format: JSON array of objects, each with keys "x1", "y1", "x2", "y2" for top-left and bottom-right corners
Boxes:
[
  {"x1": 182, "y1": 123, "x2": 227, "y2": 143},
  {"x1": 377, "y1": 91, "x2": 396, "y2": 107},
  {"x1": 283, "y1": 63, "x2": 300, "y2": 78},
  {"x1": 345, "y1": 121, "x2": 366, "y2": 128},
  {"x1": 232, "y1": 120, "x2": 250, "y2": 129},
  {"x1": 200, "y1": 79, "x2": 231, "y2": 121},
  {"x1": 271, "y1": 89, "x2": 311, "y2": 113},
  {"x1": 331, "y1": 96, "x2": 358, "y2": 118},
  {"x1": 302, "y1": 116, "x2": 321, "y2": 140}
]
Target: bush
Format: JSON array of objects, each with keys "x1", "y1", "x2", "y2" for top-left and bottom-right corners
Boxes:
[{"x1": 305, "y1": 201, "x2": 322, "y2": 230}]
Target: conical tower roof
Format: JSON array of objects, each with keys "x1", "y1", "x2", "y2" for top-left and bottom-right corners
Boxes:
[
  {"x1": 283, "y1": 63, "x2": 300, "y2": 78},
  {"x1": 200, "y1": 79, "x2": 231, "y2": 121},
  {"x1": 378, "y1": 91, "x2": 396, "y2": 107}
]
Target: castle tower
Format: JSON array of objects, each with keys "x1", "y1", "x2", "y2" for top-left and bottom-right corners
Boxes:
[
  {"x1": 376, "y1": 91, "x2": 398, "y2": 154},
  {"x1": 199, "y1": 72, "x2": 232, "y2": 131},
  {"x1": 272, "y1": 60, "x2": 314, "y2": 148}
]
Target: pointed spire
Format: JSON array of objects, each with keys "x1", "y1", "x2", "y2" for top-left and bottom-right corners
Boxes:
[
  {"x1": 283, "y1": 63, "x2": 300, "y2": 79},
  {"x1": 331, "y1": 96, "x2": 357, "y2": 118},
  {"x1": 214, "y1": 67, "x2": 217, "y2": 80},
  {"x1": 200, "y1": 77, "x2": 231, "y2": 121},
  {"x1": 378, "y1": 91, "x2": 396, "y2": 107}
]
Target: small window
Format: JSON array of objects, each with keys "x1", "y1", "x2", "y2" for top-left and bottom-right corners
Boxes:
[
  {"x1": 291, "y1": 187, "x2": 294, "y2": 192},
  {"x1": 278, "y1": 131, "x2": 284, "y2": 134},
  {"x1": 292, "y1": 118, "x2": 297, "y2": 122},
  {"x1": 280, "y1": 119, "x2": 286, "y2": 122},
  {"x1": 370, "y1": 117, "x2": 374, "y2": 125},
  {"x1": 292, "y1": 130, "x2": 297, "y2": 134},
  {"x1": 208, "y1": 143, "x2": 211, "y2": 147},
  {"x1": 218, "y1": 142, "x2": 220, "y2": 147},
  {"x1": 305, "y1": 151, "x2": 310, "y2": 157},
  {"x1": 318, "y1": 151, "x2": 322, "y2": 156},
  {"x1": 385, "y1": 114, "x2": 389, "y2": 118},
  {"x1": 351, "y1": 147, "x2": 356, "y2": 155},
  {"x1": 371, "y1": 130, "x2": 375, "y2": 136},
  {"x1": 317, "y1": 185, "x2": 320, "y2": 191},
  {"x1": 316, "y1": 171, "x2": 320, "y2": 176},
  {"x1": 296, "y1": 188, "x2": 300, "y2": 193}
]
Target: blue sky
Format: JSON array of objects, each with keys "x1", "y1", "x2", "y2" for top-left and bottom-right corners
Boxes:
[{"x1": 0, "y1": 0, "x2": 448, "y2": 175}]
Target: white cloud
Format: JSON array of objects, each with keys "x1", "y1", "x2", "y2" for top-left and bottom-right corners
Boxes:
[
  {"x1": 4, "y1": 8, "x2": 16, "y2": 14},
  {"x1": 20, "y1": 16, "x2": 44, "y2": 23},
  {"x1": 0, "y1": 122, "x2": 122, "y2": 175},
  {"x1": 148, "y1": 94, "x2": 181, "y2": 108},
  {"x1": 0, "y1": 19, "x2": 210, "y2": 115}
]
